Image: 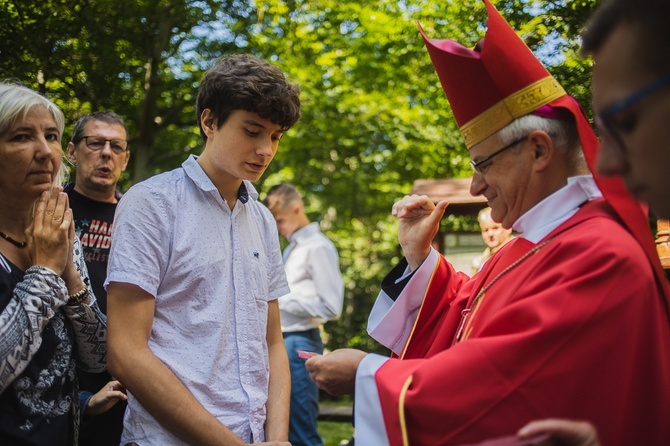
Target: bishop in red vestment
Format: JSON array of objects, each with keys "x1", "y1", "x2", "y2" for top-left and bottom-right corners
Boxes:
[{"x1": 306, "y1": 1, "x2": 670, "y2": 445}]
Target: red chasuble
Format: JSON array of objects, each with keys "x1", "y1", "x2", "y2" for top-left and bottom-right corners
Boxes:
[{"x1": 375, "y1": 199, "x2": 670, "y2": 446}]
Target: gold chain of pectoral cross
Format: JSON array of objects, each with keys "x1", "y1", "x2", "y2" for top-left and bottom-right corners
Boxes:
[{"x1": 455, "y1": 236, "x2": 556, "y2": 343}]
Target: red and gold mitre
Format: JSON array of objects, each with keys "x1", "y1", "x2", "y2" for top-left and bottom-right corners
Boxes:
[{"x1": 419, "y1": 0, "x2": 568, "y2": 149}]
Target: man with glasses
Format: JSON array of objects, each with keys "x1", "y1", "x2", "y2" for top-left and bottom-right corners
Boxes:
[
  {"x1": 305, "y1": 1, "x2": 670, "y2": 445},
  {"x1": 65, "y1": 111, "x2": 130, "y2": 446},
  {"x1": 582, "y1": 0, "x2": 670, "y2": 220},
  {"x1": 512, "y1": 2, "x2": 670, "y2": 444}
]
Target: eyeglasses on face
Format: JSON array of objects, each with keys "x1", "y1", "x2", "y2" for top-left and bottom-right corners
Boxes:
[
  {"x1": 596, "y1": 71, "x2": 670, "y2": 154},
  {"x1": 78, "y1": 136, "x2": 128, "y2": 154},
  {"x1": 469, "y1": 135, "x2": 528, "y2": 175}
]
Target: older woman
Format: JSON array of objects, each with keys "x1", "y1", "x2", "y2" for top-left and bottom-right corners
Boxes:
[{"x1": 0, "y1": 83, "x2": 107, "y2": 445}]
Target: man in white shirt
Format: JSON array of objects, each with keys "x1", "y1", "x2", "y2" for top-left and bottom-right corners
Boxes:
[{"x1": 263, "y1": 183, "x2": 344, "y2": 446}]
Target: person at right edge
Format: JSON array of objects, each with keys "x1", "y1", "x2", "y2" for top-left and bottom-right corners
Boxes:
[
  {"x1": 303, "y1": 1, "x2": 670, "y2": 445},
  {"x1": 517, "y1": 0, "x2": 670, "y2": 444}
]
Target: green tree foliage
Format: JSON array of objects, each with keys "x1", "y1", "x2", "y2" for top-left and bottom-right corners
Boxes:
[
  {"x1": 0, "y1": 0, "x2": 598, "y2": 353},
  {"x1": 0, "y1": 0, "x2": 252, "y2": 182}
]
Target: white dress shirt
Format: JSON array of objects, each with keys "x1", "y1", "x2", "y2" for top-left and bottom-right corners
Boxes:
[
  {"x1": 107, "y1": 155, "x2": 289, "y2": 445},
  {"x1": 280, "y1": 222, "x2": 344, "y2": 332}
]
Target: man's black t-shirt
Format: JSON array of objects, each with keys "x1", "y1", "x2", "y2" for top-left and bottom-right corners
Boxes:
[
  {"x1": 64, "y1": 183, "x2": 125, "y2": 446},
  {"x1": 64, "y1": 185, "x2": 116, "y2": 314}
]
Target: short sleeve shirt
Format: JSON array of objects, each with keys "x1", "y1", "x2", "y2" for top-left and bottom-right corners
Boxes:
[{"x1": 106, "y1": 155, "x2": 289, "y2": 445}]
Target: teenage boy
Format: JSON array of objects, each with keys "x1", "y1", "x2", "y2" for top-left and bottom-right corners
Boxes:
[{"x1": 106, "y1": 54, "x2": 301, "y2": 446}]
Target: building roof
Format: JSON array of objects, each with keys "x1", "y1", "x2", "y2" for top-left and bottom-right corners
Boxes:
[{"x1": 411, "y1": 178, "x2": 487, "y2": 216}]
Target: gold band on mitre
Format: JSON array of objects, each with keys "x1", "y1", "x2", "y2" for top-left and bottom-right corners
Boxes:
[{"x1": 460, "y1": 76, "x2": 566, "y2": 149}]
